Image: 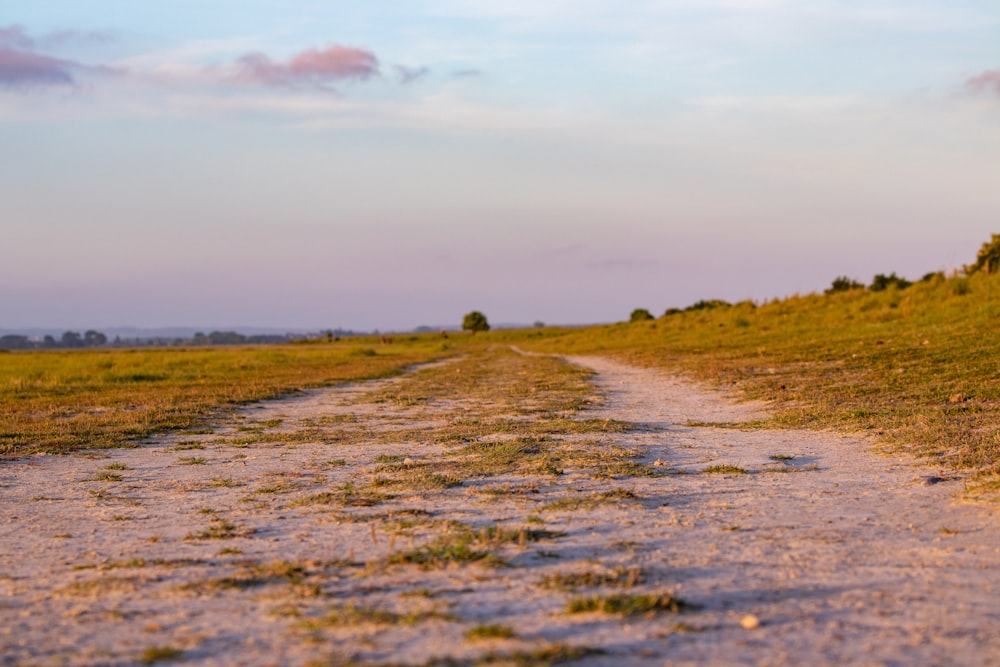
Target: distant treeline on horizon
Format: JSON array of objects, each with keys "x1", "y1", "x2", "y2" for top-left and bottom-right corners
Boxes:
[{"x1": 0, "y1": 329, "x2": 362, "y2": 351}]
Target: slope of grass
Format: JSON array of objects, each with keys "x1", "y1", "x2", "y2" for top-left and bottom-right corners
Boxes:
[{"x1": 499, "y1": 270, "x2": 1000, "y2": 494}]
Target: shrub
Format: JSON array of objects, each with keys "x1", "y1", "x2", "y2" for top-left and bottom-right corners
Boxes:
[
  {"x1": 965, "y1": 233, "x2": 1000, "y2": 275},
  {"x1": 921, "y1": 271, "x2": 945, "y2": 283},
  {"x1": 870, "y1": 273, "x2": 912, "y2": 292},
  {"x1": 629, "y1": 308, "x2": 654, "y2": 322},
  {"x1": 825, "y1": 276, "x2": 864, "y2": 294},
  {"x1": 686, "y1": 299, "x2": 730, "y2": 311},
  {"x1": 462, "y1": 311, "x2": 490, "y2": 333}
]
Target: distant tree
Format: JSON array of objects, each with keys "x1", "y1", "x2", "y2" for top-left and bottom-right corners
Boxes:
[
  {"x1": 965, "y1": 234, "x2": 1000, "y2": 275},
  {"x1": 207, "y1": 331, "x2": 246, "y2": 345},
  {"x1": 629, "y1": 308, "x2": 654, "y2": 322},
  {"x1": 462, "y1": 311, "x2": 490, "y2": 333},
  {"x1": 825, "y1": 276, "x2": 865, "y2": 294},
  {"x1": 533, "y1": 321, "x2": 546, "y2": 329},
  {"x1": 61, "y1": 331, "x2": 83, "y2": 348},
  {"x1": 870, "y1": 273, "x2": 912, "y2": 292},
  {"x1": 83, "y1": 330, "x2": 107, "y2": 347},
  {"x1": 0, "y1": 335, "x2": 31, "y2": 350},
  {"x1": 663, "y1": 308, "x2": 683, "y2": 316},
  {"x1": 42, "y1": 335, "x2": 56, "y2": 348}
]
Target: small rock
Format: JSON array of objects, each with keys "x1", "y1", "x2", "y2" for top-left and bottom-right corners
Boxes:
[
  {"x1": 403, "y1": 457, "x2": 414, "y2": 466},
  {"x1": 740, "y1": 614, "x2": 761, "y2": 630},
  {"x1": 949, "y1": 393, "x2": 966, "y2": 404}
]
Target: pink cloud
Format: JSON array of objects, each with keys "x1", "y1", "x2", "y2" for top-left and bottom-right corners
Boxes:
[
  {"x1": 0, "y1": 47, "x2": 74, "y2": 86},
  {"x1": 237, "y1": 44, "x2": 379, "y2": 87},
  {"x1": 966, "y1": 69, "x2": 1000, "y2": 96}
]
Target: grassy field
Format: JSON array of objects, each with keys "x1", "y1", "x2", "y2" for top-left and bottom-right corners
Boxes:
[
  {"x1": 0, "y1": 337, "x2": 458, "y2": 457},
  {"x1": 3, "y1": 249, "x2": 998, "y2": 495}
]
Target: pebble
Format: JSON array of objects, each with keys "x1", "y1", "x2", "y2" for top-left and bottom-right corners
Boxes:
[{"x1": 741, "y1": 614, "x2": 761, "y2": 630}]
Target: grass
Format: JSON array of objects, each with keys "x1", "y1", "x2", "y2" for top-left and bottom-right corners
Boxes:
[
  {"x1": 465, "y1": 623, "x2": 516, "y2": 640},
  {"x1": 140, "y1": 645, "x2": 183, "y2": 664},
  {"x1": 0, "y1": 338, "x2": 457, "y2": 457},
  {"x1": 479, "y1": 644, "x2": 602, "y2": 666},
  {"x1": 301, "y1": 603, "x2": 453, "y2": 628},
  {"x1": 702, "y1": 465, "x2": 749, "y2": 475},
  {"x1": 384, "y1": 521, "x2": 561, "y2": 570},
  {"x1": 540, "y1": 488, "x2": 640, "y2": 512},
  {"x1": 178, "y1": 560, "x2": 309, "y2": 594},
  {"x1": 291, "y1": 481, "x2": 392, "y2": 508},
  {"x1": 538, "y1": 567, "x2": 643, "y2": 591},
  {"x1": 185, "y1": 519, "x2": 253, "y2": 540},
  {"x1": 566, "y1": 592, "x2": 687, "y2": 615}
]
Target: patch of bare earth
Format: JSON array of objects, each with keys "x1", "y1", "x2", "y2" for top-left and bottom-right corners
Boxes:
[{"x1": 1, "y1": 351, "x2": 998, "y2": 666}]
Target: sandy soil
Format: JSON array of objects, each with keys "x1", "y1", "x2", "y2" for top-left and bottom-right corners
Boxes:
[{"x1": 1, "y1": 355, "x2": 998, "y2": 666}]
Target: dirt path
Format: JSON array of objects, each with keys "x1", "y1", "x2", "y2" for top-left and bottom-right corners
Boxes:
[
  {"x1": 565, "y1": 355, "x2": 1000, "y2": 666},
  {"x1": 1, "y1": 353, "x2": 998, "y2": 666}
]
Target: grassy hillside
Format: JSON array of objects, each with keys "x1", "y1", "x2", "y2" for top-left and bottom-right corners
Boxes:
[{"x1": 504, "y1": 268, "x2": 1000, "y2": 495}]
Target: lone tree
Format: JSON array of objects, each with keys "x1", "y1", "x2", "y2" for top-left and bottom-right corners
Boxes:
[
  {"x1": 462, "y1": 311, "x2": 490, "y2": 334},
  {"x1": 629, "y1": 308, "x2": 654, "y2": 322}
]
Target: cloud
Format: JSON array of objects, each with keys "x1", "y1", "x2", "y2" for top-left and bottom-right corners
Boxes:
[
  {"x1": 394, "y1": 65, "x2": 428, "y2": 85},
  {"x1": 0, "y1": 24, "x2": 117, "y2": 88},
  {"x1": 0, "y1": 47, "x2": 75, "y2": 87},
  {"x1": 236, "y1": 44, "x2": 379, "y2": 87},
  {"x1": 966, "y1": 69, "x2": 1000, "y2": 96},
  {"x1": 0, "y1": 25, "x2": 34, "y2": 50}
]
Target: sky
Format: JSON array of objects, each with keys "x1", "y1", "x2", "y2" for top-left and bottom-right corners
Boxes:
[{"x1": 2, "y1": 1, "x2": 998, "y2": 331}]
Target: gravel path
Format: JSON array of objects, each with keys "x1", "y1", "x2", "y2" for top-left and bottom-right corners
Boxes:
[{"x1": 1, "y1": 355, "x2": 998, "y2": 666}]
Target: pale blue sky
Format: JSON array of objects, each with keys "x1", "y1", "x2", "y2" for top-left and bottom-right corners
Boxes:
[{"x1": 2, "y1": 1, "x2": 998, "y2": 330}]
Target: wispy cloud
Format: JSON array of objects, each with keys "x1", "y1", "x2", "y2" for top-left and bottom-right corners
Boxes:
[
  {"x1": 0, "y1": 24, "x2": 117, "y2": 88},
  {"x1": 235, "y1": 44, "x2": 379, "y2": 87},
  {"x1": 966, "y1": 69, "x2": 1000, "y2": 97},
  {"x1": 394, "y1": 65, "x2": 428, "y2": 85},
  {"x1": 0, "y1": 25, "x2": 34, "y2": 50},
  {"x1": 0, "y1": 48, "x2": 76, "y2": 87}
]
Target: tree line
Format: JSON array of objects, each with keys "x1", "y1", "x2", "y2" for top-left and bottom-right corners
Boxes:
[{"x1": 0, "y1": 330, "x2": 296, "y2": 351}]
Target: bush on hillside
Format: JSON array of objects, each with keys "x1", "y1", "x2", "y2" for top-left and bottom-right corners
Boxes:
[
  {"x1": 825, "y1": 276, "x2": 865, "y2": 294},
  {"x1": 686, "y1": 299, "x2": 731, "y2": 311},
  {"x1": 870, "y1": 273, "x2": 912, "y2": 292},
  {"x1": 921, "y1": 271, "x2": 945, "y2": 283},
  {"x1": 966, "y1": 234, "x2": 1000, "y2": 275},
  {"x1": 630, "y1": 308, "x2": 654, "y2": 322}
]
